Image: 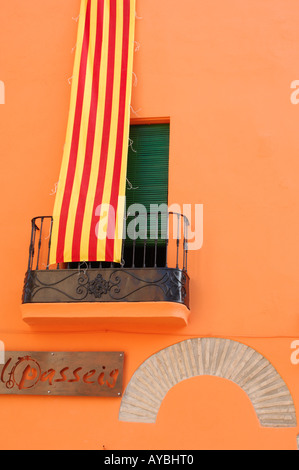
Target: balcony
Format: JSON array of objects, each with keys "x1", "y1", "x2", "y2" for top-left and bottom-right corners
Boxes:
[{"x1": 22, "y1": 212, "x2": 190, "y2": 329}]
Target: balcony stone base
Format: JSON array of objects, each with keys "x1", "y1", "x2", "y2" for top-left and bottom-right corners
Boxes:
[{"x1": 21, "y1": 302, "x2": 190, "y2": 332}]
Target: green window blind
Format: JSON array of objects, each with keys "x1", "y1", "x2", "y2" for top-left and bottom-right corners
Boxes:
[{"x1": 125, "y1": 123, "x2": 170, "y2": 245}]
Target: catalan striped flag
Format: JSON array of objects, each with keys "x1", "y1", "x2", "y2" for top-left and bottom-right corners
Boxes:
[{"x1": 49, "y1": 0, "x2": 135, "y2": 265}]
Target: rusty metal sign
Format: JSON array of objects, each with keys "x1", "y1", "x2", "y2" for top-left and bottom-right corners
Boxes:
[{"x1": 0, "y1": 352, "x2": 124, "y2": 397}]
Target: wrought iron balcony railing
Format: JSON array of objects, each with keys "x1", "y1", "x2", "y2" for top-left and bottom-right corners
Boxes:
[{"x1": 22, "y1": 212, "x2": 190, "y2": 308}]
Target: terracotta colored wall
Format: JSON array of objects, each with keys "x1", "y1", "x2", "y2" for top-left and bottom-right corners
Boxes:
[{"x1": 0, "y1": 0, "x2": 299, "y2": 449}]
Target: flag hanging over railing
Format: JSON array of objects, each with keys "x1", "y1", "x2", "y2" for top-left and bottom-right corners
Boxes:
[{"x1": 49, "y1": 0, "x2": 135, "y2": 265}]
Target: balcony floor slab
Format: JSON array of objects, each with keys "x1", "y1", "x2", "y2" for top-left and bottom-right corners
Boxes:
[{"x1": 21, "y1": 301, "x2": 190, "y2": 333}]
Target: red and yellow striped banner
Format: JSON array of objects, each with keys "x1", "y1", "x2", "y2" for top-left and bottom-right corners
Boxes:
[{"x1": 50, "y1": 0, "x2": 135, "y2": 265}]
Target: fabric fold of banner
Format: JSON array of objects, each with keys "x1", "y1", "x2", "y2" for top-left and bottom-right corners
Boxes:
[{"x1": 50, "y1": 0, "x2": 135, "y2": 265}]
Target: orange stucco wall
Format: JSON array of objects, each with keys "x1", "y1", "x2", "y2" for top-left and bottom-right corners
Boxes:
[{"x1": 0, "y1": 0, "x2": 299, "y2": 450}]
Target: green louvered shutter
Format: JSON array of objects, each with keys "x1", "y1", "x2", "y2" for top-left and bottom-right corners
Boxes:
[{"x1": 125, "y1": 123, "x2": 170, "y2": 246}]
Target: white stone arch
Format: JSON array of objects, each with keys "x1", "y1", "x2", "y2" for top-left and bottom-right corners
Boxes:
[{"x1": 119, "y1": 338, "x2": 297, "y2": 428}]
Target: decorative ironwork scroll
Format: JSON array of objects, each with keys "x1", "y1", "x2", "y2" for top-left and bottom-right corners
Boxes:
[{"x1": 23, "y1": 268, "x2": 189, "y2": 307}]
